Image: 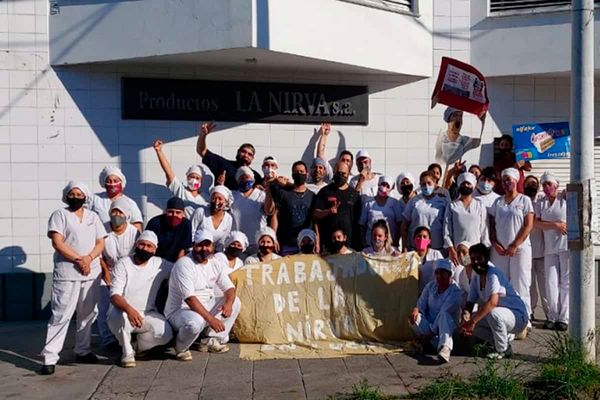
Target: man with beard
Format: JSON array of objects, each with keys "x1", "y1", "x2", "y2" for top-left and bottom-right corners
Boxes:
[
  {"x1": 460, "y1": 243, "x2": 528, "y2": 360},
  {"x1": 196, "y1": 121, "x2": 262, "y2": 191},
  {"x1": 306, "y1": 157, "x2": 331, "y2": 194},
  {"x1": 146, "y1": 197, "x2": 193, "y2": 263}
]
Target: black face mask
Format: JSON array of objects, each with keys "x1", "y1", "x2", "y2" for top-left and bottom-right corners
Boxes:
[
  {"x1": 292, "y1": 172, "x2": 307, "y2": 186},
  {"x1": 472, "y1": 260, "x2": 488, "y2": 275},
  {"x1": 300, "y1": 242, "x2": 315, "y2": 254},
  {"x1": 67, "y1": 197, "x2": 85, "y2": 211},
  {"x1": 225, "y1": 246, "x2": 243, "y2": 258},
  {"x1": 134, "y1": 248, "x2": 154, "y2": 263},
  {"x1": 193, "y1": 250, "x2": 211, "y2": 262},
  {"x1": 458, "y1": 186, "x2": 473, "y2": 196},
  {"x1": 329, "y1": 240, "x2": 345, "y2": 253},
  {"x1": 258, "y1": 245, "x2": 273, "y2": 255},
  {"x1": 524, "y1": 186, "x2": 538, "y2": 197},
  {"x1": 400, "y1": 185, "x2": 413, "y2": 196},
  {"x1": 333, "y1": 172, "x2": 347, "y2": 187},
  {"x1": 210, "y1": 201, "x2": 224, "y2": 214}
]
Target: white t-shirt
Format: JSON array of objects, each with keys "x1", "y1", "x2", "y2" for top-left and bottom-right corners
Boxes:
[
  {"x1": 467, "y1": 263, "x2": 527, "y2": 316},
  {"x1": 48, "y1": 208, "x2": 107, "y2": 281},
  {"x1": 359, "y1": 197, "x2": 402, "y2": 244},
  {"x1": 102, "y1": 224, "x2": 139, "y2": 268},
  {"x1": 474, "y1": 190, "x2": 501, "y2": 211},
  {"x1": 536, "y1": 195, "x2": 567, "y2": 255},
  {"x1": 350, "y1": 173, "x2": 382, "y2": 201},
  {"x1": 443, "y1": 199, "x2": 489, "y2": 248},
  {"x1": 110, "y1": 256, "x2": 173, "y2": 313},
  {"x1": 190, "y1": 207, "x2": 233, "y2": 253},
  {"x1": 244, "y1": 253, "x2": 282, "y2": 265},
  {"x1": 403, "y1": 194, "x2": 449, "y2": 250},
  {"x1": 214, "y1": 252, "x2": 244, "y2": 273},
  {"x1": 164, "y1": 255, "x2": 235, "y2": 318},
  {"x1": 306, "y1": 181, "x2": 328, "y2": 194},
  {"x1": 489, "y1": 194, "x2": 534, "y2": 249},
  {"x1": 419, "y1": 249, "x2": 444, "y2": 293},
  {"x1": 91, "y1": 193, "x2": 143, "y2": 232},
  {"x1": 231, "y1": 189, "x2": 267, "y2": 246},
  {"x1": 168, "y1": 176, "x2": 209, "y2": 219}
]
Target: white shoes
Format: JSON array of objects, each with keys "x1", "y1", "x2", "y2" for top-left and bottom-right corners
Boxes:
[
  {"x1": 200, "y1": 337, "x2": 229, "y2": 353},
  {"x1": 438, "y1": 345, "x2": 451, "y2": 363},
  {"x1": 121, "y1": 353, "x2": 136, "y2": 368},
  {"x1": 176, "y1": 350, "x2": 193, "y2": 361}
]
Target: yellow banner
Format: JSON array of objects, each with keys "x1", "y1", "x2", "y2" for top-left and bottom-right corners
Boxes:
[{"x1": 231, "y1": 252, "x2": 419, "y2": 360}]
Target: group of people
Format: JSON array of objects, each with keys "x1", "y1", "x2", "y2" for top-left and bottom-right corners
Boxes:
[{"x1": 39, "y1": 108, "x2": 569, "y2": 373}]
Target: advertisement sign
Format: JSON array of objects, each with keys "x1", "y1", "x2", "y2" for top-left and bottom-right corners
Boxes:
[{"x1": 512, "y1": 121, "x2": 570, "y2": 161}]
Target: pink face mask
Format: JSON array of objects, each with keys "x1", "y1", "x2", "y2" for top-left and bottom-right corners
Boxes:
[
  {"x1": 377, "y1": 185, "x2": 389, "y2": 197},
  {"x1": 106, "y1": 182, "x2": 123, "y2": 198},
  {"x1": 543, "y1": 185, "x2": 557, "y2": 197},
  {"x1": 414, "y1": 237, "x2": 431, "y2": 251}
]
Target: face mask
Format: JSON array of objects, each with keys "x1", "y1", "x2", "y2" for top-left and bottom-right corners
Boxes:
[
  {"x1": 414, "y1": 237, "x2": 431, "y2": 251},
  {"x1": 66, "y1": 197, "x2": 85, "y2": 211},
  {"x1": 238, "y1": 180, "x2": 254, "y2": 193},
  {"x1": 166, "y1": 215, "x2": 183, "y2": 228},
  {"x1": 134, "y1": 247, "x2": 153, "y2": 263},
  {"x1": 524, "y1": 186, "x2": 538, "y2": 197},
  {"x1": 458, "y1": 186, "x2": 473, "y2": 196},
  {"x1": 187, "y1": 178, "x2": 200, "y2": 191},
  {"x1": 373, "y1": 239, "x2": 385, "y2": 250},
  {"x1": 472, "y1": 260, "x2": 488, "y2": 275},
  {"x1": 262, "y1": 166, "x2": 276, "y2": 178},
  {"x1": 300, "y1": 242, "x2": 315, "y2": 254},
  {"x1": 421, "y1": 185, "x2": 434, "y2": 196},
  {"x1": 210, "y1": 201, "x2": 224, "y2": 214},
  {"x1": 110, "y1": 214, "x2": 126, "y2": 228},
  {"x1": 333, "y1": 172, "x2": 348, "y2": 187},
  {"x1": 543, "y1": 185, "x2": 557, "y2": 197},
  {"x1": 258, "y1": 245, "x2": 273, "y2": 255},
  {"x1": 377, "y1": 186, "x2": 389, "y2": 197},
  {"x1": 225, "y1": 246, "x2": 243, "y2": 258},
  {"x1": 478, "y1": 181, "x2": 493, "y2": 194},
  {"x1": 330, "y1": 240, "x2": 345, "y2": 253},
  {"x1": 460, "y1": 254, "x2": 471, "y2": 266},
  {"x1": 502, "y1": 180, "x2": 516, "y2": 193},
  {"x1": 194, "y1": 249, "x2": 211, "y2": 262},
  {"x1": 292, "y1": 173, "x2": 307, "y2": 186},
  {"x1": 106, "y1": 182, "x2": 123, "y2": 198},
  {"x1": 400, "y1": 185, "x2": 413, "y2": 196}
]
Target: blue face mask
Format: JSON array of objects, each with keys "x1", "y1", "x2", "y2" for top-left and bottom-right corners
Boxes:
[
  {"x1": 421, "y1": 185, "x2": 434, "y2": 196},
  {"x1": 479, "y1": 181, "x2": 493, "y2": 194},
  {"x1": 238, "y1": 180, "x2": 254, "y2": 193}
]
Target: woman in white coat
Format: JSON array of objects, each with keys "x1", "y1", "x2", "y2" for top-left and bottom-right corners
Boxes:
[
  {"x1": 41, "y1": 181, "x2": 107, "y2": 375},
  {"x1": 489, "y1": 168, "x2": 534, "y2": 323},
  {"x1": 191, "y1": 185, "x2": 234, "y2": 253}
]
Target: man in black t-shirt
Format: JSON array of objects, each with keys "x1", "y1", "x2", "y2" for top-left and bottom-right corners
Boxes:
[
  {"x1": 312, "y1": 161, "x2": 362, "y2": 253},
  {"x1": 146, "y1": 197, "x2": 192, "y2": 263},
  {"x1": 266, "y1": 161, "x2": 314, "y2": 255},
  {"x1": 195, "y1": 121, "x2": 262, "y2": 190}
]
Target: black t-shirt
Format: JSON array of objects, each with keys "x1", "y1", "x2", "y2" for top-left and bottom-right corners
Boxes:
[
  {"x1": 202, "y1": 150, "x2": 262, "y2": 191},
  {"x1": 146, "y1": 215, "x2": 192, "y2": 263},
  {"x1": 312, "y1": 183, "x2": 362, "y2": 250},
  {"x1": 272, "y1": 185, "x2": 315, "y2": 247}
]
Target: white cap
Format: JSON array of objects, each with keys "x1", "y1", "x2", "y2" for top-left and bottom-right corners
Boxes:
[
  {"x1": 378, "y1": 175, "x2": 395, "y2": 189},
  {"x1": 262, "y1": 156, "x2": 278, "y2": 167},
  {"x1": 235, "y1": 166, "x2": 254, "y2": 182},
  {"x1": 457, "y1": 172, "x2": 477, "y2": 188},
  {"x1": 396, "y1": 172, "x2": 415, "y2": 188},
  {"x1": 186, "y1": 165, "x2": 203, "y2": 178},
  {"x1": 62, "y1": 181, "x2": 91, "y2": 205},
  {"x1": 355, "y1": 149, "x2": 371, "y2": 160},
  {"x1": 443, "y1": 107, "x2": 461, "y2": 122},
  {"x1": 255, "y1": 226, "x2": 277, "y2": 245},
  {"x1": 194, "y1": 229, "x2": 214, "y2": 244},
  {"x1": 434, "y1": 258, "x2": 454, "y2": 274},
  {"x1": 210, "y1": 185, "x2": 234, "y2": 207},
  {"x1": 109, "y1": 197, "x2": 132, "y2": 220},
  {"x1": 224, "y1": 231, "x2": 249, "y2": 251},
  {"x1": 136, "y1": 230, "x2": 158, "y2": 247},
  {"x1": 540, "y1": 171, "x2": 559, "y2": 185},
  {"x1": 501, "y1": 167, "x2": 520, "y2": 181},
  {"x1": 297, "y1": 229, "x2": 317, "y2": 248},
  {"x1": 457, "y1": 241, "x2": 472, "y2": 251},
  {"x1": 99, "y1": 165, "x2": 127, "y2": 189}
]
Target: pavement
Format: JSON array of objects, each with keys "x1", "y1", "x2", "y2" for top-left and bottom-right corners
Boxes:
[{"x1": 1, "y1": 303, "x2": 599, "y2": 400}]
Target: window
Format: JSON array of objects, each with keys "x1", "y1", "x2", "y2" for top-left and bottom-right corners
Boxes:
[
  {"x1": 490, "y1": 0, "x2": 600, "y2": 15},
  {"x1": 339, "y1": 0, "x2": 416, "y2": 15}
]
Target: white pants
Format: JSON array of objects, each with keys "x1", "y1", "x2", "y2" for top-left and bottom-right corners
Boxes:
[
  {"x1": 491, "y1": 245, "x2": 532, "y2": 316},
  {"x1": 97, "y1": 285, "x2": 117, "y2": 346},
  {"x1": 41, "y1": 277, "x2": 100, "y2": 365},
  {"x1": 530, "y1": 257, "x2": 549, "y2": 318},
  {"x1": 544, "y1": 251, "x2": 570, "y2": 324},
  {"x1": 474, "y1": 307, "x2": 528, "y2": 353},
  {"x1": 107, "y1": 308, "x2": 173, "y2": 358},
  {"x1": 169, "y1": 297, "x2": 241, "y2": 353},
  {"x1": 409, "y1": 311, "x2": 456, "y2": 351}
]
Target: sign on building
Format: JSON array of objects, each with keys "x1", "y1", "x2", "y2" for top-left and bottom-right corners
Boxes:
[{"x1": 512, "y1": 121, "x2": 570, "y2": 161}]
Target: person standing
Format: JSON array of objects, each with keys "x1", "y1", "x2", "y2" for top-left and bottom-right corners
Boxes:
[
  {"x1": 306, "y1": 157, "x2": 332, "y2": 194},
  {"x1": 350, "y1": 150, "x2": 382, "y2": 200},
  {"x1": 230, "y1": 166, "x2": 267, "y2": 255},
  {"x1": 190, "y1": 185, "x2": 234, "y2": 253},
  {"x1": 535, "y1": 172, "x2": 569, "y2": 331},
  {"x1": 359, "y1": 176, "x2": 402, "y2": 246},
  {"x1": 41, "y1": 181, "x2": 107, "y2": 375},
  {"x1": 146, "y1": 197, "x2": 192, "y2": 263}
]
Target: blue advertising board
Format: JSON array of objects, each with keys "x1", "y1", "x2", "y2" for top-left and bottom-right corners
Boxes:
[{"x1": 512, "y1": 121, "x2": 570, "y2": 161}]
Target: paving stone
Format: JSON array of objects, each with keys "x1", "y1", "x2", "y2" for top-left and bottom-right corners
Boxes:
[{"x1": 253, "y1": 359, "x2": 306, "y2": 400}]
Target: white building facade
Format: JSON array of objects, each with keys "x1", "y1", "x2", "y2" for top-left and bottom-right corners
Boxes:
[{"x1": 0, "y1": 0, "x2": 598, "y2": 319}]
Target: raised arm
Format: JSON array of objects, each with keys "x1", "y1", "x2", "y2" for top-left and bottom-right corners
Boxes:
[
  {"x1": 316, "y1": 123, "x2": 331, "y2": 160},
  {"x1": 153, "y1": 139, "x2": 176, "y2": 185},
  {"x1": 196, "y1": 121, "x2": 216, "y2": 157}
]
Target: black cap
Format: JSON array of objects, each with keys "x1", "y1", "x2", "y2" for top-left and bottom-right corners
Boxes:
[
  {"x1": 166, "y1": 197, "x2": 185, "y2": 211},
  {"x1": 481, "y1": 167, "x2": 496, "y2": 180}
]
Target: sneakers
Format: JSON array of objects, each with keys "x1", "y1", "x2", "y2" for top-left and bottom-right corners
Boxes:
[
  {"x1": 437, "y1": 345, "x2": 451, "y2": 363},
  {"x1": 40, "y1": 365, "x2": 55, "y2": 375},
  {"x1": 75, "y1": 352, "x2": 98, "y2": 364},
  {"x1": 555, "y1": 322, "x2": 568, "y2": 331},
  {"x1": 121, "y1": 353, "x2": 136, "y2": 368},
  {"x1": 176, "y1": 350, "x2": 193, "y2": 361},
  {"x1": 544, "y1": 320, "x2": 555, "y2": 330},
  {"x1": 487, "y1": 345, "x2": 513, "y2": 360},
  {"x1": 200, "y1": 338, "x2": 229, "y2": 353}
]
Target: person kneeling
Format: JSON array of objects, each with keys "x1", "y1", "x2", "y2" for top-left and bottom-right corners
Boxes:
[
  {"x1": 460, "y1": 243, "x2": 529, "y2": 359},
  {"x1": 107, "y1": 231, "x2": 174, "y2": 368},
  {"x1": 164, "y1": 230, "x2": 241, "y2": 361},
  {"x1": 408, "y1": 259, "x2": 463, "y2": 363}
]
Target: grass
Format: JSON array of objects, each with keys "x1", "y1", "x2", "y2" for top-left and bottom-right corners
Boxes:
[{"x1": 329, "y1": 380, "x2": 398, "y2": 400}]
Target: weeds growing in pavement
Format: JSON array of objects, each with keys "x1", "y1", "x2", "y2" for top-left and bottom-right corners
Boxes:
[{"x1": 329, "y1": 380, "x2": 397, "y2": 400}]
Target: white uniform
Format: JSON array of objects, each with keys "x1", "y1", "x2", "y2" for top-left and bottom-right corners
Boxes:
[
  {"x1": 91, "y1": 193, "x2": 143, "y2": 231},
  {"x1": 489, "y1": 194, "x2": 534, "y2": 316},
  {"x1": 350, "y1": 173, "x2": 382, "y2": 202},
  {"x1": 42, "y1": 208, "x2": 107, "y2": 365},
  {"x1": 474, "y1": 190, "x2": 500, "y2": 234},
  {"x1": 419, "y1": 249, "x2": 444, "y2": 293},
  {"x1": 468, "y1": 264, "x2": 528, "y2": 353},
  {"x1": 530, "y1": 196, "x2": 548, "y2": 319},
  {"x1": 214, "y1": 252, "x2": 244, "y2": 273},
  {"x1": 403, "y1": 194, "x2": 449, "y2": 250},
  {"x1": 98, "y1": 224, "x2": 139, "y2": 346},
  {"x1": 231, "y1": 189, "x2": 267, "y2": 253},
  {"x1": 410, "y1": 281, "x2": 463, "y2": 351},
  {"x1": 359, "y1": 197, "x2": 402, "y2": 245},
  {"x1": 168, "y1": 176, "x2": 209, "y2": 219},
  {"x1": 190, "y1": 207, "x2": 233, "y2": 253},
  {"x1": 443, "y1": 199, "x2": 490, "y2": 249},
  {"x1": 537, "y1": 195, "x2": 569, "y2": 324},
  {"x1": 244, "y1": 253, "x2": 282, "y2": 265},
  {"x1": 165, "y1": 255, "x2": 241, "y2": 352},
  {"x1": 107, "y1": 256, "x2": 173, "y2": 358},
  {"x1": 306, "y1": 181, "x2": 328, "y2": 194}
]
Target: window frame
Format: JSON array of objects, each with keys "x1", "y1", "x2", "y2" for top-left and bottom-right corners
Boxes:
[
  {"x1": 338, "y1": 0, "x2": 419, "y2": 17},
  {"x1": 488, "y1": 0, "x2": 599, "y2": 18}
]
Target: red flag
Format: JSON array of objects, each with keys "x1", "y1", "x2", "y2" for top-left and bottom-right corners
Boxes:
[{"x1": 431, "y1": 57, "x2": 489, "y2": 121}]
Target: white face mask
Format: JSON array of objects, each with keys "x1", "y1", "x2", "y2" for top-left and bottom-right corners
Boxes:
[
  {"x1": 187, "y1": 177, "x2": 200, "y2": 191},
  {"x1": 460, "y1": 254, "x2": 471, "y2": 266},
  {"x1": 262, "y1": 166, "x2": 277, "y2": 179}
]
